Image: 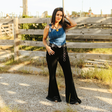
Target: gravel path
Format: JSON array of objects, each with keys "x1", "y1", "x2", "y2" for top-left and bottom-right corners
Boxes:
[{"x1": 0, "y1": 73, "x2": 112, "y2": 112}]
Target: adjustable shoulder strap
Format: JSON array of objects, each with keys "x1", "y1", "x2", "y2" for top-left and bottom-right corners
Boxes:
[
  {"x1": 49, "y1": 23, "x2": 52, "y2": 32},
  {"x1": 49, "y1": 23, "x2": 52, "y2": 27}
]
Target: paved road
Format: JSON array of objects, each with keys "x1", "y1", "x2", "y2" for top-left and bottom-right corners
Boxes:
[{"x1": 0, "y1": 73, "x2": 112, "y2": 112}]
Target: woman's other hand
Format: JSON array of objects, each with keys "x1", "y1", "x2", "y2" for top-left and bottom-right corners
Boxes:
[{"x1": 46, "y1": 45, "x2": 55, "y2": 55}]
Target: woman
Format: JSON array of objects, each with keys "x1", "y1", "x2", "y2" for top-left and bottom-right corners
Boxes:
[{"x1": 43, "y1": 7, "x2": 81, "y2": 105}]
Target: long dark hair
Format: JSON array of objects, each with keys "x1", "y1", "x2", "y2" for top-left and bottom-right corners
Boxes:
[{"x1": 51, "y1": 7, "x2": 70, "y2": 31}]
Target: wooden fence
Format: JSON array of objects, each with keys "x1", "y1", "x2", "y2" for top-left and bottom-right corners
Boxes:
[
  {"x1": 0, "y1": 17, "x2": 112, "y2": 63},
  {"x1": 0, "y1": 23, "x2": 13, "y2": 36}
]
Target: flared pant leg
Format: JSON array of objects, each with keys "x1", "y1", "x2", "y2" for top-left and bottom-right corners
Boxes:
[
  {"x1": 58, "y1": 52, "x2": 81, "y2": 104},
  {"x1": 46, "y1": 52, "x2": 61, "y2": 101}
]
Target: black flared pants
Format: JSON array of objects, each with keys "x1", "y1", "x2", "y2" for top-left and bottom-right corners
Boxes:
[{"x1": 46, "y1": 45, "x2": 81, "y2": 104}]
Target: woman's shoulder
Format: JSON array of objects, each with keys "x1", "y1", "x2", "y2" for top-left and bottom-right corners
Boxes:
[
  {"x1": 44, "y1": 23, "x2": 52, "y2": 30},
  {"x1": 44, "y1": 25, "x2": 50, "y2": 31}
]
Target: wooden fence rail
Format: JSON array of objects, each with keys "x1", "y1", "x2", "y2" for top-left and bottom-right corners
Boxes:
[
  {"x1": 0, "y1": 23, "x2": 13, "y2": 36},
  {"x1": 0, "y1": 17, "x2": 112, "y2": 62},
  {"x1": 0, "y1": 19, "x2": 14, "y2": 37}
]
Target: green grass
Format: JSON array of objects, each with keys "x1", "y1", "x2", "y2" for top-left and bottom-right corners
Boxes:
[{"x1": 19, "y1": 46, "x2": 46, "y2": 51}]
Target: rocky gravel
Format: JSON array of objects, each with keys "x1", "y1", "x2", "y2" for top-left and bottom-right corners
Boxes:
[{"x1": 0, "y1": 73, "x2": 112, "y2": 112}]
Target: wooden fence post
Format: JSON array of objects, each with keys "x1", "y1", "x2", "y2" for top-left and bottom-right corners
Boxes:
[
  {"x1": 101, "y1": 10, "x2": 103, "y2": 17},
  {"x1": 111, "y1": 9, "x2": 112, "y2": 17},
  {"x1": 80, "y1": 10, "x2": 81, "y2": 17},
  {"x1": 0, "y1": 24, "x2": 2, "y2": 36},
  {"x1": 8, "y1": 24, "x2": 11, "y2": 36},
  {"x1": 14, "y1": 18, "x2": 19, "y2": 61}
]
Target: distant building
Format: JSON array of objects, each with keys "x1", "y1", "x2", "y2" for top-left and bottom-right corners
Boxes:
[{"x1": 88, "y1": 8, "x2": 93, "y2": 17}]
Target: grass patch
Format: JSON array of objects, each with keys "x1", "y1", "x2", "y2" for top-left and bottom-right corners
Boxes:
[
  {"x1": 19, "y1": 46, "x2": 112, "y2": 54},
  {"x1": 79, "y1": 67, "x2": 112, "y2": 88},
  {"x1": 0, "y1": 66, "x2": 10, "y2": 73},
  {"x1": 71, "y1": 58, "x2": 85, "y2": 68},
  {"x1": 67, "y1": 48, "x2": 112, "y2": 54},
  {"x1": 19, "y1": 46, "x2": 46, "y2": 51},
  {"x1": 30, "y1": 58, "x2": 47, "y2": 67},
  {"x1": 15, "y1": 69, "x2": 31, "y2": 75},
  {"x1": 0, "y1": 106, "x2": 22, "y2": 112},
  {"x1": 1, "y1": 53, "x2": 112, "y2": 89},
  {"x1": 0, "y1": 35, "x2": 14, "y2": 40},
  {"x1": 4, "y1": 55, "x2": 22, "y2": 65},
  {"x1": 39, "y1": 66, "x2": 49, "y2": 76},
  {"x1": 89, "y1": 48, "x2": 112, "y2": 54}
]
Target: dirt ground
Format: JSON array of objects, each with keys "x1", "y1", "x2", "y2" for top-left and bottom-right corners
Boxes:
[
  {"x1": 0, "y1": 73, "x2": 112, "y2": 112},
  {"x1": 0, "y1": 48, "x2": 112, "y2": 112}
]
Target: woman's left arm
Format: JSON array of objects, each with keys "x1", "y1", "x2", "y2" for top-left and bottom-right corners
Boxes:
[{"x1": 65, "y1": 15, "x2": 77, "y2": 29}]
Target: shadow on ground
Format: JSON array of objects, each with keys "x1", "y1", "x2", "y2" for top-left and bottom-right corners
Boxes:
[{"x1": 0, "y1": 73, "x2": 112, "y2": 112}]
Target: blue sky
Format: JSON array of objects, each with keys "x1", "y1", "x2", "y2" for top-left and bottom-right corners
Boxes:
[{"x1": 0, "y1": 0, "x2": 112, "y2": 17}]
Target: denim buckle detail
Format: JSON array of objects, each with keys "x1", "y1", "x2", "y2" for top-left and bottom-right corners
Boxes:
[{"x1": 58, "y1": 46, "x2": 62, "y2": 48}]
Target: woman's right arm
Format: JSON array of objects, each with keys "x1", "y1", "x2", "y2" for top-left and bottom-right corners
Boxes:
[
  {"x1": 43, "y1": 25, "x2": 49, "y2": 47},
  {"x1": 43, "y1": 25, "x2": 55, "y2": 55}
]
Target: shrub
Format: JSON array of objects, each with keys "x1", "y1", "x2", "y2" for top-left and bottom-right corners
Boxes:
[{"x1": 20, "y1": 15, "x2": 47, "y2": 41}]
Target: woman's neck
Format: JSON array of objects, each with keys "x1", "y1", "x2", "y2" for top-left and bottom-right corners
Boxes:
[{"x1": 54, "y1": 22, "x2": 59, "y2": 27}]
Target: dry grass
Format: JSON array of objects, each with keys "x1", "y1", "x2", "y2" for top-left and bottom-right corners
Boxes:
[
  {"x1": 79, "y1": 66, "x2": 112, "y2": 89},
  {"x1": 0, "y1": 106, "x2": 22, "y2": 112}
]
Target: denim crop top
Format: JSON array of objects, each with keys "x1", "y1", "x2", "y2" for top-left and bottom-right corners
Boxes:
[{"x1": 48, "y1": 24, "x2": 66, "y2": 46}]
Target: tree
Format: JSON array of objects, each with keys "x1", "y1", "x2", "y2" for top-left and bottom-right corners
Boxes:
[{"x1": 71, "y1": 11, "x2": 78, "y2": 16}]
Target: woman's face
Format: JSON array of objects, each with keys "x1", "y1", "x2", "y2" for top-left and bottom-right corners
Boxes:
[{"x1": 55, "y1": 11, "x2": 63, "y2": 23}]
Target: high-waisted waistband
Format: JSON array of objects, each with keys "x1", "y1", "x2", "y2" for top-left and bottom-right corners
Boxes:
[
  {"x1": 49, "y1": 43, "x2": 67, "y2": 62},
  {"x1": 49, "y1": 43, "x2": 66, "y2": 48}
]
